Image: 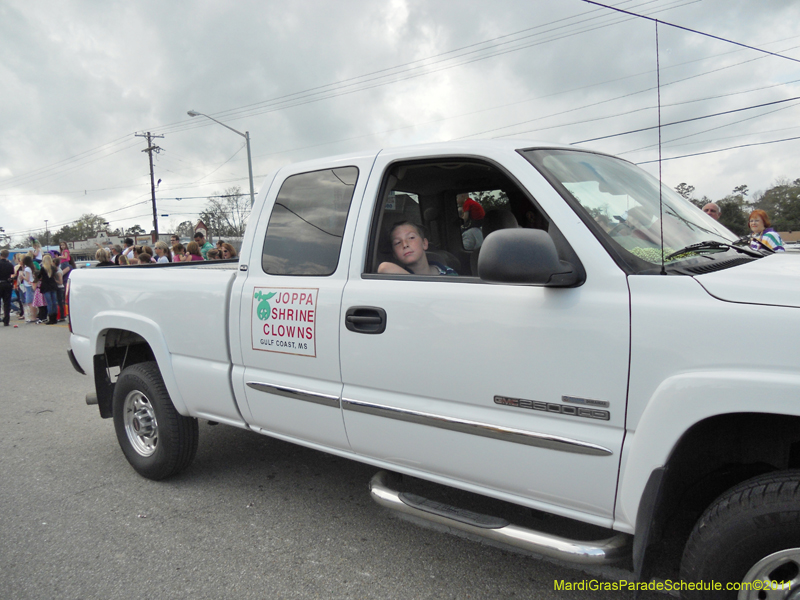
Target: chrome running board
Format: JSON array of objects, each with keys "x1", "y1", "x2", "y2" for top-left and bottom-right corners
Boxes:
[{"x1": 369, "y1": 471, "x2": 630, "y2": 565}]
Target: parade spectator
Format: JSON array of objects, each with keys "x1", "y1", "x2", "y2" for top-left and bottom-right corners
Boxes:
[
  {"x1": 110, "y1": 245, "x2": 123, "y2": 264},
  {"x1": 36, "y1": 254, "x2": 60, "y2": 325},
  {"x1": 26, "y1": 255, "x2": 45, "y2": 322},
  {"x1": 0, "y1": 249, "x2": 14, "y2": 326},
  {"x1": 143, "y1": 246, "x2": 157, "y2": 262},
  {"x1": 207, "y1": 249, "x2": 221, "y2": 260},
  {"x1": 702, "y1": 203, "x2": 721, "y2": 220},
  {"x1": 117, "y1": 255, "x2": 130, "y2": 266},
  {"x1": 61, "y1": 257, "x2": 75, "y2": 286},
  {"x1": 54, "y1": 258, "x2": 65, "y2": 321},
  {"x1": 154, "y1": 241, "x2": 172, "y2": 263},
  {"x1": 221, "y1": 243, "x2": 238, "y2": 259},
  {"x1": 170, "y1": 234, "x2": 180, "y2": 246},
  {"x1": 193, "y1": 232, "x2": 214, "y2": 259},
  {"x1": 748, "y1": 210, "x2": 785, "y2": 252},
  {"x1": 31, "y1": 239, "x2": 43, "y2": 263},
  {"x1": 20, "y1": 255, "x2": 35, "y2": 323},
  {"x1": 172, "y1": 243, "x2": 186, "y2": 262},
  {"x1": 95, "y1": 248, "x2": 115, "y2": 267},
  {"x1": 121, "y1": 238, "x2": 136, "y2": 261},
  {"x1": 58, "y1": 241, "x2": 72, "y2": 265},
  {"x1": 32, "y1": 275, "x2": 48, "y2": 322},
  {"x1": 12, "y1": 254, "x2": 25, "y2": 318},
  {"x1": 185, "y1": 241, "x2": 205, "y2": 261}
]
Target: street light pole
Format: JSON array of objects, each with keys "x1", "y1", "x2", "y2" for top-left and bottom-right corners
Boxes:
[
  {"x1": 187, "y1": 110, "x2": 255, "y2": 206},
  {"x1": 44, "y1": 220, "x2": 49, "y2": 249}
]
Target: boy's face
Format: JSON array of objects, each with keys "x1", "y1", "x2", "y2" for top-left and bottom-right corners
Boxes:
[{"x1": 391, "y1": 224, "x2": 428, "y2": 266}]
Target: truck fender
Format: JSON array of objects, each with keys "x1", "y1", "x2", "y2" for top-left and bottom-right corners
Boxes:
[
  {"x1": 90, "y1": 311, "x2": 188, "y2": 416},
  {"x1": 616, "y1": 369, "x2": 800, "y2": 532}
]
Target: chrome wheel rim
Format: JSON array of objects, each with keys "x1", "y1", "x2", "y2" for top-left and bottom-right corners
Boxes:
[
  {"x1": 739, "y1": 548, "x2": 800, "y2": 600},
  {"x1": 123, "y1": 390, "x2": 159, "y2": 457}
]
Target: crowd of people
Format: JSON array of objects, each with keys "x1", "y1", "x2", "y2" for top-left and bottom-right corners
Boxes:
[
  {"x1": 0, "y1": 240, "x2": 72, "y2": 326},
  {"x1": 95, "y1": 231, "x2": 239, "y2": 266},
  {"x1": 0, "y1": 232, "x2": 240, "y2": 327},
  {"x1": 701, "y1": 202, "x2": 786, "y2": 252}
]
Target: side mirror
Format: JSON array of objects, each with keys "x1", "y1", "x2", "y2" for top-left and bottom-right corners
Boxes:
[{"x1": 478, "y1": 229, "x2": 581, "y2": 287}]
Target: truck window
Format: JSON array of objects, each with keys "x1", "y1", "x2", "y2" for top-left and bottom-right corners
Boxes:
[
  {"x1": 368, "y1": 159, "x2": 549, "y2": 277},
  {"x1": 262, "y1": 166, "x2": 358, "y2": 276}
]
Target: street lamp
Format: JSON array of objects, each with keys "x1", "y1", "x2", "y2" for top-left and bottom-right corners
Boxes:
[
  {"x1": 44, "y1": 220, "x2": 49, "y2": 249},
  {"x1": 187, "y1": 110, "x2": 255, "y2": 207}
]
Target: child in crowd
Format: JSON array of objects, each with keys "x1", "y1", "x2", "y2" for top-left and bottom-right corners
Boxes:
[{"x1": 172, "y1": 244, "x2": 186, "y2": 262}]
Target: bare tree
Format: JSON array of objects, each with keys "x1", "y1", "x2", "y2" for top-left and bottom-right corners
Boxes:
[
  {"x1": 170, "y1": 220, "x2": 195, "y2": 238},
  {"x1": 200, "y1": 186, "x2": 251, "y2": 238}
]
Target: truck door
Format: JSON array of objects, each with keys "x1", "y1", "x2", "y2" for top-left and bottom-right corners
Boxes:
[
  {"x1": 233, "y1": 155, "x2": 373, "y2": 450},
  {"x1": 339, "y1": 149, "x2": 630, "y2": 524}
]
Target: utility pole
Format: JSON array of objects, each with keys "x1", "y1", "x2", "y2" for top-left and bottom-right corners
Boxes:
[{"x1": 135, "y1": 132, "x2": 164, "y2": 239}]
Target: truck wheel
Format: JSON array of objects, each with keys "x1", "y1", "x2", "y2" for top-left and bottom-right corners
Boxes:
[
  {"x1": 112, "y1": 362, "x2": 198, "y2": 480},
  {"x1": 680, "y1": 471, "x2": 800, "y2": 599}
]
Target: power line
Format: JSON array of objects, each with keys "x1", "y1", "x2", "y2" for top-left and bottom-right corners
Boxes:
[
  {"x1": 582, "y1": 0, "x2": 800, "y2": 64},
  {"x1": 570, "y1": 96, "x2": 800, "y2": 144},
  {"x1": 618, "y1": 99, "x2": 800, "y2": 155},
  {"x1": 635, "y1": 134, "x2": 800, "y2": 164},
  {"x1": 631, "y1": 123, "x2": 800, "y2": 153}
]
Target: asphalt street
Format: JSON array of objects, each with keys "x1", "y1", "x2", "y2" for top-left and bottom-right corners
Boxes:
[{"x1": 0, "y1": 323, "x2": 670, "y2": 600}]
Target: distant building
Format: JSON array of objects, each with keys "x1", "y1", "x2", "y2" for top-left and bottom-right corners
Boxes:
[{"x1": 66, "y1": 230, "x2": 172, "y2": 259}]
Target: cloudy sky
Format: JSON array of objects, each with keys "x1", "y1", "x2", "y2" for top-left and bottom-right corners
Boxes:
[{"x1": 2, "y1": 0, "x2": 799, "y2": 244}]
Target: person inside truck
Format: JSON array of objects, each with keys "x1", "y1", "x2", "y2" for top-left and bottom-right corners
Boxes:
[
  {"x1": 457, "y1": 193, "x2": 485, "y2": 229},
  {"x1": 377, "y1": 221, "x2": 458, "y2": 276},
  {"x1": 619, "y1": 206, "x2": 661, "y2": 246}
]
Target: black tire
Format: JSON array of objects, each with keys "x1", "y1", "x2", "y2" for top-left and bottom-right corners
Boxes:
[
  {"x1": 112, "y1": 361, "x2": 199, "y2": 480},
  {"x1": 680, "y1": 470, "x2": 800, "y2": 599}
]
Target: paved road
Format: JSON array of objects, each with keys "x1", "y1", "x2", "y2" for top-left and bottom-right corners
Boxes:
[{"x1": 0, "y1": 323, "x2": 670, "y2": 599}]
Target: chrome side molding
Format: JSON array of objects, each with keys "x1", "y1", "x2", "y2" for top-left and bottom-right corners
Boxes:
[
  {"x1": 369, "y1": 471, "x2": 630, "y2": 565},
  {"x1": 246, "y1": 382, "x2": 340, "y2": 408},
  {"x1": 343, "y1": 398, "x2": 612, "y2": 456}
]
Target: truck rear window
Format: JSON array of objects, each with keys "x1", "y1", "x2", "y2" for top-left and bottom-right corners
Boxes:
[{"x1": 262, "y1": 166, "x2": 358, "y2": 276}]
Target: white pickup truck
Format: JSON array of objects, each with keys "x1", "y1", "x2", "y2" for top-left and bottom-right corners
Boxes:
[{"x1": 68, "y1": 140, "x2": 800, "y2": 598}]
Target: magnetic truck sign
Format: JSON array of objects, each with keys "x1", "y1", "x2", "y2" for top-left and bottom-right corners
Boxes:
[{"x1": 251, "y1": 287, "x2": 318, "y2": 357}]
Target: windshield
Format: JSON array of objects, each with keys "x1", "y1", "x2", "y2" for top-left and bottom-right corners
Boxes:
[{"x1": 522, "y1": 149, "x2": 738, "y2": 271}]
